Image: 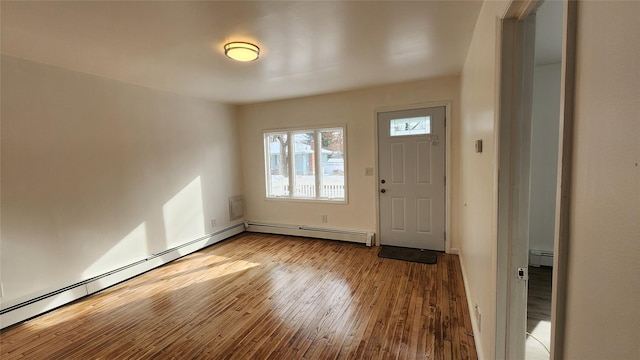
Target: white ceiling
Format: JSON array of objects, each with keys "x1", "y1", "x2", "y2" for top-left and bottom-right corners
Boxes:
[{"x1": 1, "y1": 1, "x2": 483, "y2": 104}]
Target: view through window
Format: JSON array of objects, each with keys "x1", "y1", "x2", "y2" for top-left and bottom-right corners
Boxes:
[{"x1": 264, "y1": 127, "x2": 345, "y2": 201}]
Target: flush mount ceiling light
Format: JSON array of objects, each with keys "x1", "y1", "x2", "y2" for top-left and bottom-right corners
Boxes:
[{"x1": 224, "y1": 42, "x2": 260, "y2": 62}]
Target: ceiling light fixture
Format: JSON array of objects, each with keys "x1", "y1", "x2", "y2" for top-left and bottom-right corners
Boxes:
[{"x1": 224, "y1": 42, "x2": 260, "y2": 62}]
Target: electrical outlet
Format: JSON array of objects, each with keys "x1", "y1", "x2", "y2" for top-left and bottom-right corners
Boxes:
[
  {"x1": 211, "y1": 219, "x2": 217, "y2": 227},
  {"x1": 321, "y1": 214, "x2": 328, "y2": 223}
]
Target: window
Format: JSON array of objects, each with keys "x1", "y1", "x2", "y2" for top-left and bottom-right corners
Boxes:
[
  {"x1": 264, "y1": 126, "x2": 346, "y2": 201},
  {"x1": 390, "y1": 116, "x2": 431, "y2": 136}
]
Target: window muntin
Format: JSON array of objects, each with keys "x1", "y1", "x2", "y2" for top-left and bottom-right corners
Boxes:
[
  {"x1": 265, "y1": 127, "x2": 345, "y2": 201},
  {"x1": 390, "y1": 116, "x2": 431, "y2": 136}
]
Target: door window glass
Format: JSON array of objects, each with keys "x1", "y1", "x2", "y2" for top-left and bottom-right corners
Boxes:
[{"x1": 390, "y1": 116, "x2": 431, "y2": 136}]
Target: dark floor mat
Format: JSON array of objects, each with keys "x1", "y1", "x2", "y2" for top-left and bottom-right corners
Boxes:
[{"x1": 378, "y1": 246, "x2": 438, "y2": 264}]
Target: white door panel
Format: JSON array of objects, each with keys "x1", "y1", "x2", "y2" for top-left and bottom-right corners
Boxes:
[{"x1": 378, "y1": 107, "x2": 445, "y2": 250}]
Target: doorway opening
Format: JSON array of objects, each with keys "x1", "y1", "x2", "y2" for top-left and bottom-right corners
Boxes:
[
  {"x1": 525, "y1": 1, "x2": 563, "y2": 358},
  {"x1": 496, "y1": 0, "x2": 575, "y2": 359}
]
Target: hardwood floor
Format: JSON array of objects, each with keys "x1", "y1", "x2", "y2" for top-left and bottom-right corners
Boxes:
[
  {"x1": 0, "y1": 233, "x2": 477, "y2": 359},
  {"x1": 526, "y1": 266, "x2": 552, "y2": 360}
]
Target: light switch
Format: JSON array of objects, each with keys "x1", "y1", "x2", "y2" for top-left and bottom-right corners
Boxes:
[
  {"x1": 475, "y1": 139, "x2": 483, "y2": 153},
  {"x1": 365, "y1": 167, "x2": 374, "y2": 176}
]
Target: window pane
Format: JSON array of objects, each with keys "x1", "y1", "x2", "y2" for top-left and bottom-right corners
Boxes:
[
  {"x1": 264, "y1": 126, "x2": 346, "y2": 202},
  {"x1": 390, "y1": 116, "x2": 431, "y2": 136},
  {"x1": 292, "y1": 132, "x2": 315, "y2": 197},
  {"x1": 320, "y1": 129, "x2": 345, "y2": 199},
  {"x1": 266, "y1": 132, "x2": 289, "y2": 197}
]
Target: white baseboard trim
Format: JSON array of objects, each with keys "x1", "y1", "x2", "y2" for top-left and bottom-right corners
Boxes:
[
  {"x1": 455, "y1": 249, "x2": 485, "y2": 360},
  {"x1": 244, "y1": 221, "x2": 374, "y2": 246},
  {"x1": 0, "y1": 223, "x2": 244, "y2": 329}
]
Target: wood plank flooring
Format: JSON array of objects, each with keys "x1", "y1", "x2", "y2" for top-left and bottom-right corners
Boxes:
[
  {"x1": 526, "y1": 266, "x2": 553, "y2": 360},
  {"x1": 0, "y1": 233, "x2": 477, "y2": 359}
]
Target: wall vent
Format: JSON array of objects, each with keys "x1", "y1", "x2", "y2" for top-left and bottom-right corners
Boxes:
[{"x1": 229, "y1": 195, "x2": 244, "y2": 220}]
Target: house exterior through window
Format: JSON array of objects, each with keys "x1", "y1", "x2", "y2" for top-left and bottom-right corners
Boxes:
[{"x1": 264, "y1": 126, "x2": 346, "y2": 202}]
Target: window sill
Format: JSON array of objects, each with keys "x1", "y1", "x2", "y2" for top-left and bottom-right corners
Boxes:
[{"x1": 265, "y1": 197, "x2": 348, "y2": 205}]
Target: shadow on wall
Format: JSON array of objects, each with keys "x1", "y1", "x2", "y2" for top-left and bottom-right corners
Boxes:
[
  {"x1": 2, "y1": 166, "x2": 227, "y2": 306},
  {"x1": 0, "y1": 56, "x2": 241, "y2": 306},
  {"x1": 81, "y1": 176, "x2": 206, "y2": 279}
]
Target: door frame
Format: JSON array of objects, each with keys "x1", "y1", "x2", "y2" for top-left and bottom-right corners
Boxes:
[
  {"x1": 496, "y1": 14, "x2": 537, "y2": 359},
  {"x1": 496, "y1": 0, "x2": 576, "y2": 358},
  {"x1": 374, "y1": 101, "x2": 452, "y2": 253}
]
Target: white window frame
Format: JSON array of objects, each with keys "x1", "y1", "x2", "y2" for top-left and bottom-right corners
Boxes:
[{"x1": 263, "y1": 125, "x2": 347, "y2": 203}]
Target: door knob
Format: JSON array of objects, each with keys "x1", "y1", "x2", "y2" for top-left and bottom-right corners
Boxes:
[
  {"x1": 381, "y1": 179, "x2": 386, "y2": 184},
  {"x1": 380, "y1": 189, "x2": 386, "y2": 193}
]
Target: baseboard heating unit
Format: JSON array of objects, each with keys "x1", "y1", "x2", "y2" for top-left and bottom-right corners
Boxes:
[
  {"x1": 529, "y1": 249, "x2": 554, "y2": 267},
  {"x1": 244, "y1": 221, "x2": 374, "y2": 247},
  {"x1": 0, "y1": 223, "x2": 244, "y2": 329}
]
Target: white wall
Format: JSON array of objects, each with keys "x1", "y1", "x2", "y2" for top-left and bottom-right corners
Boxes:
[
  {"x1": 238, "y1": 77, "x2": 460, "y2": 239},
  {"x1": 0, "y1": 56, "x2": 243, "y2": 306},
  {"x1": 458, "y1": 1, "x2": 510, "y2": 359},
  {"x1": 564, "y1": 2, "x2": 640, "y2": 358},
  {"x1": 529, "y1": 62, "x2": 561, "y2": 253}
]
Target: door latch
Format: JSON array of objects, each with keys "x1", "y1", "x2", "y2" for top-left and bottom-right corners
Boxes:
[{"x1": 517, "y1": 267, "x2": 529, "y2": 281}]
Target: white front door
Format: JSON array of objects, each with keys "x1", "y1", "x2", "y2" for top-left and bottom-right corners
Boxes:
[{"x1": 377, "y1": 107, "x2": 446, "y2": 250}]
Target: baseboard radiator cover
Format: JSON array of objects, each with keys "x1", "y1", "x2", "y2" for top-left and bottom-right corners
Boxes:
[
  {"x1": 0, "y1": 223, "x2": 244, "y2": 329},
  {"x1": 244, "y1": 221, "x2": 373, "y2": 247},
  {"x1": 454, "y1": 248, "x2": 485, "y2": 360},
  {"x1": 529, "y1": 249, "x2": 554, "y2": 267}
]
